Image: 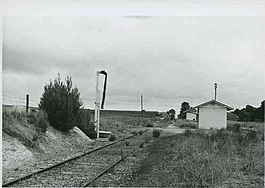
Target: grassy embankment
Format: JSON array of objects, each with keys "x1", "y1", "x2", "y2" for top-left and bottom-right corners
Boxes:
[
  {"x1": 127, "y1": 122, "x2": 264, "y2": 187},
  {"x1": 2, "y1": 108, "x2": 49, "y2": 148}
]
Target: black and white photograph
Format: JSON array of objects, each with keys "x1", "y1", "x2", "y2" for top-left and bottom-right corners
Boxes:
[{"x1": 1, "y1": 1, "x2": 264, "y2": 187}]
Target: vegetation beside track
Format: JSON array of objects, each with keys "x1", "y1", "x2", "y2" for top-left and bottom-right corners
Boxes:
[{"x1": 122, "y1": 129, "x2": 264, "y2": 187}]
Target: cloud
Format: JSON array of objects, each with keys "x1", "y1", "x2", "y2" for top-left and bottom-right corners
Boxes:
[{"x1": 2, "y1": 16, "x2": 264, "y2": 111}]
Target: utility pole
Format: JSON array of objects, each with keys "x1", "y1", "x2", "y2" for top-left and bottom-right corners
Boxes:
[
  {"x1": 26, "y1": 94, "x2": 29, "y2": 113},
  {"x1": 214, "y1": 83, "x2": 217, "y2": 101},
  {"x1": 140, "y1": 95, "x2": 144, "y2": 117}
]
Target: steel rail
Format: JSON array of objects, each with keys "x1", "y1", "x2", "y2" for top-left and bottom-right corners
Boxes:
[
  {"x1": 2, "y1": 130, "x2": 148, "y2": 187},
  {"x1": 83, "y1": 145, "x2": 137, "y2": 187},
  {"x1": 83, "y1": 132, "x2": 153, "y2": 187}
]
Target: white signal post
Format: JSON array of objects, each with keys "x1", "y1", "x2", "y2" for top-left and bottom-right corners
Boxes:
[
  {"x1": 94, "y1": 70, "x2": 107, "y2": 139},
  {"x1": 95, "y1": 71, "x2": 101, "y2": 139}
]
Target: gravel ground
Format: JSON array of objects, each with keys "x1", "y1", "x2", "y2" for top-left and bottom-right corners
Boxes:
[
  {"x1": 92, "y1": 131, "x2": 154, "y2": 187},
  {"x1": 2, "y1": 140, "x2": 109, "y2": 185},
  {"x1": 4, "y1": 132, "x2": 150, "y2": 187}
]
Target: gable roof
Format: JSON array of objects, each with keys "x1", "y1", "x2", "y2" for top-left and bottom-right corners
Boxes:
[{"x1": 194, "y1": 100, "x2": 233, "y2": 111}]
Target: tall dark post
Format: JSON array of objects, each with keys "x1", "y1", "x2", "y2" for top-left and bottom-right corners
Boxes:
[
  {"x1": 214, "y1": 83, "x2": 217, "y2": 101},
  {"x1": 26, "y1": 94, "x2": 29, "y2": 113}
]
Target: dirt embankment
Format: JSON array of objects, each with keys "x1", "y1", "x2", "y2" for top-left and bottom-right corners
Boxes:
[{"x1": 2, "y1": 109, "x2": 93, "y2": 184}]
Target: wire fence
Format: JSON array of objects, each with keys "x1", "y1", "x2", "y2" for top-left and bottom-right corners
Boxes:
[{"x1": 2, "y1": 94, "x2": 39, "y2": 108}]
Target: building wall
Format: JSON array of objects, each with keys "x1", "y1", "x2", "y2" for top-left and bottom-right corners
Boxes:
[
  {"x1": 198, "y1": 104, "x2": 227, "y2": 129},
  {"x1": 186, "y1": 113, "x2": 197, "y2": 121}
]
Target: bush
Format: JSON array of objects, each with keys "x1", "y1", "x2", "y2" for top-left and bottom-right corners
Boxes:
[
  {"x1": 108, "y1": 134, "x2": 116, "y2": 141},
  {"x1": 246, "y1": 130, "x2": 258, "y2": 140},
  {"x1": 76, "y1": 109, "x2": 96, "y2": 139},
  {"x1": 27, "y1": 110, "x2": 49, "y2": 133},
  {"x1": 227, "y1": 123, "x2": 241, "y2": 132},
  {"x1": 153, "y1": 129, "x2": 161, "y2": 137},
  {"x1": 184, "y1": 129, "x2": 192, "y2": 137},
  {"x1": 39, "y1": 75, "x2": 83, "y2": 131},
  {"x1": 261, "y1": 133, "x2": 264, "y2": 141},
  {"x1": 146, "y1": 123, "x2": 154, "y2": 127}
]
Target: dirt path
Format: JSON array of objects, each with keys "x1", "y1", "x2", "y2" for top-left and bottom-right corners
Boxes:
[
  {"x1": 160, "y1": 124, "x2": 185, "y2": 136},
  {"x1": 121, "y1": 135, "x2": 183, "y2": 187}
]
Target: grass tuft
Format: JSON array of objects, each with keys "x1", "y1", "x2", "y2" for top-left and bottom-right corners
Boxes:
[{"x1": 152, "y1": 129, "x2": 161, "y2": 137}]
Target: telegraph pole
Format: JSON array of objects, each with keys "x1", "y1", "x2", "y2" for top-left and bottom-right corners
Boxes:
[
  {"x1": 140, "y1": 95, "x2": 144, "y2": 117},
  {"x1": 214, "y1": 83, "x2": 217, "y2": 101}
]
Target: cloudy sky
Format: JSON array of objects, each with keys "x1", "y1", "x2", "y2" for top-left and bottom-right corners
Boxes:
[{"x1": 2, "y1": 16, "x2": 264, "y2": 112}]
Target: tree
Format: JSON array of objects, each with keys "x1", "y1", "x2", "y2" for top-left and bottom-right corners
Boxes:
[
  {"x1": 231, "y1": 100, "x2": 264, "y2": 122},
  {"x1": 39, "y1": 75, "x2": 83, "y2": 131},
  {"x1": 167, "y1": 109, "x2": 176, "y2": 120},
  {"x1": 177, "y1": 102, "x2": 190, "y2": 119},
  {"x1": 254, "y1": 100, "x2": 264, "y2": 122}
]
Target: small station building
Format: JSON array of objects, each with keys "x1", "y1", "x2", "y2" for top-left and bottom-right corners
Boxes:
[{"x1": 193, "y1": 100, "x2": 233, "y2": 129}]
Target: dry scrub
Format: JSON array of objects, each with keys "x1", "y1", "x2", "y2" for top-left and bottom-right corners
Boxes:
[{"x1": 127, "y1": 129, "x2": 264, "y2": 187}]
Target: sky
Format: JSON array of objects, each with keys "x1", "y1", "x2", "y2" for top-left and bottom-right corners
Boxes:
[{"x1": 2, "y1": 16, "x2": 264, "y2": 112}]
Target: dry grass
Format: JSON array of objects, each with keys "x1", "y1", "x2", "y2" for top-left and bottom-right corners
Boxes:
[
  {"x1": 172, "y1": 130, "x2": 264, "y2": 187},
  {"x1": 227, "y1": 120, "x2": 264, "y2": 133},
  {"x1": 175, "y1": 119, "x2": 198, "y2": 129},
  {"x1": 2, "y1": 108, "x2": 48, "y2": 148},
  {"x1": 128, "y1": 129, "x2": 264, "y2": 187},
  {"x1": 92, "y1": 115, "x2": 166, "y2": 138}
]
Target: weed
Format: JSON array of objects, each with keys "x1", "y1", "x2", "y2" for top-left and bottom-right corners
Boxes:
[
  {"x1": 146, "y1": 123, "x2": 154, "y2": 127},
  {"x1": 153, "y1": 129, "x2": 161, "y2": 137},
  {"x1": 184, "y1": 129, "x2": 192, "y2": 137},
  {"x1": 227, "y1": 123, "x2": 241, "y2": 132},
  {"x1": 108, "y1": 134, "x2": 116, "y2": 141},
  {"x1": 246, "y1": 131, "x2": 258, "y2": 141}
]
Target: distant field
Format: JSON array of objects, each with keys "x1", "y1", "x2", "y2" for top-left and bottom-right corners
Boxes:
[
  {"x1": 89, "y1": 109, "x2": 159, "y2": 118},
  {"x1": 92, "y1": 114, "x2": 171, "y2": 138}
]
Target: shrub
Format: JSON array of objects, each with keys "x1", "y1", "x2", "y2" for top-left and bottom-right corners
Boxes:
[
  {"x1": 76, "y1": 109, "x2": 96, "y2": 139},
  {"x1": 36, "y1": 110, "x2": 49, "y2": 133},
  {"x1": 39, "y1": 75, "x2": 83, "y2": 131},
  {"x1": 227, "y1": 123, "x2": 241, "y2": 133},
  {"x1": 146, "y1": 123, "x2": 154, "y2": 127},
  {"x1": 184, "y1": 129, "x2": 192, "y2": 137},
  {"x1": 139, "y1": 142, "x2": 144, "y2": 148},
  {"x1": 153, "y1": 129, "x2": 161, "y2": 137},
  {"x1": 108, "y1": 134, "x2": 116, "y2": 141},
  {"x1": 138, "y1": 130, "x2": 143, "y2": 135},
  {"x1": 261, "y1": 133, "x2": 264, "y2": 141},
  {"x1": 246, "y1": 130, "x2": 258, "y2": 141},
  {"x1": 26, "y1": 110, "x2": 49, "y2": 133}
]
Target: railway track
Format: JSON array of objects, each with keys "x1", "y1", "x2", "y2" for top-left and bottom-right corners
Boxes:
[{"x1": 2, "y1": 130, "x2": 150, "y2": 187}]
